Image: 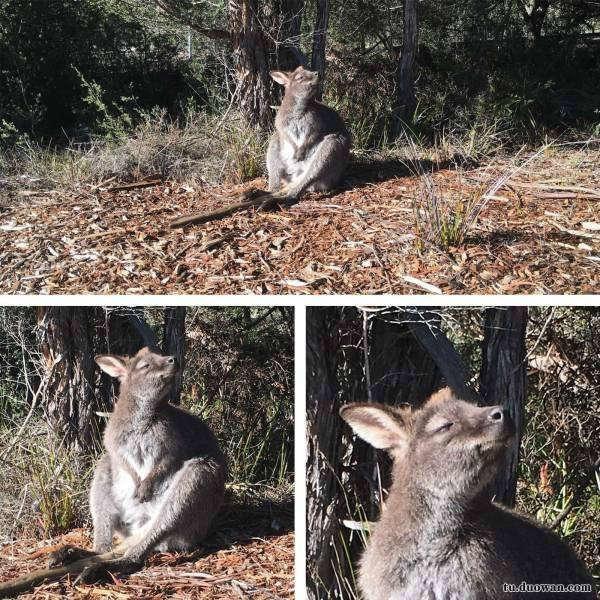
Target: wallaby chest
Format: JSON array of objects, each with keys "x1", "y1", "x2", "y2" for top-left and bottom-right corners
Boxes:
[
  {"x1": 110, "y1": 431, "x2": 165, "y2": 529},
  {"x1": 277, "y1": 110, "x2": 320, "y2": 152},
  {"x1": 361, "y1": 522, "x2": 507, "y2": 600},
  {"x1": 105, "y1": 418, "x2": 160, "y2": 482},
  {"x1": 362, "y1": 549, "x2": 493, "y2": 600}
]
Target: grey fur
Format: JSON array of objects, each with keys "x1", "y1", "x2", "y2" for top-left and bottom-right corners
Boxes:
[
  {"x1": 267, "y1": 66, "x2": 350, "y2": 198},
  {"x1": 340, "y1": 388, "x2": 595, "y2": 600},
  {"x1": 90, "y1": 347, "x2": 226, "y2": 564}
]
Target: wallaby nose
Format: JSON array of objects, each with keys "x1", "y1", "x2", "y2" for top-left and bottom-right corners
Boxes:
[
  {"x1": 166, "y1": 356, "x2": 176, "y2": 365},
  {"x1": 487, "y1": 406, "x2": 504, "y2": 422}
]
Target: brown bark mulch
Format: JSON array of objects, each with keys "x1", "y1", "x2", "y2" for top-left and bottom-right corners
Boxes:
[
  {"x1": 0, "y1": 528, "x2": 294, "y2": 599},
  {"x1": 0, "y1": 497, "x2": 294, "y2": 599},
  {"x1": 1, "y1": 147, "x2": 598, "y2": 294}
]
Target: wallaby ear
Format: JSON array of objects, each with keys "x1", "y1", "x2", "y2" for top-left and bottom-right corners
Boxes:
[
  {"x1": 95, "y1": 355, "x2": 128, "y2": 379},
  {"x1": 270, "y1": 70, "x2": 290, "y2": 86},
  {"x1": 340, "y1": 403, "x2": 411, "y2": 451}
]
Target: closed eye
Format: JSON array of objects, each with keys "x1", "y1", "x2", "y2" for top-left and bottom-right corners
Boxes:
[
  {"x1": 436, "y1": 422, "x2": 454, "y2": 433},
  {"x1": 137, "y1": 362, "x2": 149, "y2": 370}
]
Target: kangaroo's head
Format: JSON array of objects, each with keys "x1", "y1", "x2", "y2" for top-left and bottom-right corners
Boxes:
[
  {"x1": 96, "y1": 347, "x2": 177, "y2": 409},
  {"x1": 340, "y1": 388, "x2": 514, "y2": 501},
  {"x1": 271, "y1": 66, "x2": 319, "y2": 101}
]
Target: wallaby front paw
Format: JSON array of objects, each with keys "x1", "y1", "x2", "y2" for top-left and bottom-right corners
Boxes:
[{"x1": 134, "y1": 479, "x2": 154, "y2": 502}]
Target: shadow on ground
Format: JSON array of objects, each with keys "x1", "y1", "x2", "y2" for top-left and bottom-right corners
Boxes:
[
  {"x1": 344, "y1": 153, "x2": 478, "y2": 189},
  {"x1": 147, "y1": 496, "x2": 294, "y2": 568}
]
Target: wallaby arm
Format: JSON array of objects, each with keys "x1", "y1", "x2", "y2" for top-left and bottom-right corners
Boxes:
[
  {"x1": 292, "y1": 128, "x2": 321, "y2": 161},
  {"x1": 118, "y1": 455, "x2": 141, "y2": 488},
  {"x1": 135, "y1": 456, "x2": 181, "y2": 501}
]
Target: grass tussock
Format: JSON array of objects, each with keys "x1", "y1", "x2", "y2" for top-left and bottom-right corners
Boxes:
[
  {"x1": 407, "y1": 141, "x2": 553, "y2": 251},
  {"x1": 0, "y1": 108, "x2": 267, "y2": 190},
  {"x1": 0, "y1": 422, "x2": 93, "y2": 542}
]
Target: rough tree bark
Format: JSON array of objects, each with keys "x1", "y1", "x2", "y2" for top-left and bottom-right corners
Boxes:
[
  {"x1": 276, "y1": 0, "x2": 304, "y2": 70},
  {"x1": 369, "y1": 310, "x2": 445, "y2": 407},
  {"x1": 480, "y1": 306, "x2": 528, "y2": 507},
  {"x1": 36, "y1": 307, "x2": 100, "y2": 452},
  {"x1": 392, "y1": 0, "x2": 418, "y2": 134},
  {"x1": 229, "y1": 0, "x2": 275, "y2": 129},
  {"x1": 162, "y1": 306, "x2": 186, "y2": 405},
  {"x1": 306, "y1": 307, "x2": 344, "y2": 600},
  {"x1": 310, "y1": 0, "x2": 329, "y2": 98},
  {"x1": 405, "y1": 309, "x2": 479, "y2": 403},
  {"x1": 155, "y1": 0, "x2": 307, "y2": 128}
]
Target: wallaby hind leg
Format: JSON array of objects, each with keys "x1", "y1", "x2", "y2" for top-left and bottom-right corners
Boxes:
[
  {"x1": 89, "y1": 454, "x2": 121, "y2": 553},
  {"x1": 287, "y1": 133, "x2": 349, "y2": 198},
  {"x1": 48, "y1": 545, "x2": 98, "y2": 568},
  {"x1": 266, "y1": 136, "x2": 287, "y2": 192},
  {"x1": 117, "y1": 456, "x2": 225, "y2": 562}
]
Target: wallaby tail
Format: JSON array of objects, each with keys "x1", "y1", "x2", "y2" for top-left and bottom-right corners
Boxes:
[{"x1": 169, "y1": 189, "x2": 297, "y2": 228}]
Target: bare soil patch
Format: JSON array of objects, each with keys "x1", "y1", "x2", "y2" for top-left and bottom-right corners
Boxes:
[{"x1": 1, "y1": 147, "x2": 598, "y2": 294}]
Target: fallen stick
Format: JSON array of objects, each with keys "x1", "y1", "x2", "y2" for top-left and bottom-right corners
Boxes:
[
  {"x1": 106, "y1": 179, "x2": 161, "y2": 193},
  {"x1": 0, "y1": 548, "x2": 125, "y2": 597},
  {"x1": 470, "y1": 176, "x2": 600, "y2": 199},
  {"x1": 169, "y1": 192, "x2": 296, "y2": 229},
  {"x1": 549, "y1": 221, "x2": 600, "y2": 240},
  {"x1": 538, "y1": 192, "x2": 600, "y2": 200},
  {"x1": 506, "y1": 182, "x2": 600, "y2": 198},
  {"x1": 198, "y1": 231, "x2": 236, "y2": 252},
  {"x1": 89, "y1": 176, "x2": 117, "y2": 192}
]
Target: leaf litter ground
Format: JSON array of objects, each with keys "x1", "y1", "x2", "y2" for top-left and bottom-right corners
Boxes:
[
  {"x1": 0, "y1": 146, "x2": 598, "y2": 294},
  {"x1": 0, "y1": 501, "x2": 294, "y2": 599}
]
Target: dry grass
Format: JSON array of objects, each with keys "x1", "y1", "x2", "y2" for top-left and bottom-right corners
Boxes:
[
  {"x1": 0, "y1": 422, "x2": 93, "y2": 544},
  {"x1": 0, "y1": 109, "x2": 266, "y2": 190}
]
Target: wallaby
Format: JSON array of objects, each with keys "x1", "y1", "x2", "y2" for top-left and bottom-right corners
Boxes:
[
  {"x1": 88, "y1": 347, "x2": 226, "y2": 570},
  {"x1": 340, "y1": 388, "x2": 595, "y2": 600},
  {"x1": 267, "y1": 66, "x2": 351, "y2": 199}
]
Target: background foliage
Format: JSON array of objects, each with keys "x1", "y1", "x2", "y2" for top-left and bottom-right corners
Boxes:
[{"x1": 0, "y1": 0, "x2": 598, "y2": 164}]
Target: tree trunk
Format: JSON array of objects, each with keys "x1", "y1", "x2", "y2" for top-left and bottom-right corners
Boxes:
[
  {"x1": 369, "y1": 310, "x2": 445, "y2": 408},
  {"x1": 405, "y1": 309, "x2": 479, "y2": 403},
  {"x1": 156, "y1": 0, "x2": 305, "y2": 128},
  {"x1": 306, "y1": 307, "x2": 343, "y2": 600},
  {"x1": 229, "y1": 0, "x2": 274, "y2": 129},
  {"x1": 278, "y1": 0, "x2": 304, "y2": 70},
  {"x1": 95, "y1": 308, "x2": 152, "y2": 411},
  {"x1": 311, "y1": 0, "x2": 329, "y2": 98},
  {"x1": 36, "y1": 307, "x2": 100, "y2": 452},
  {"x1": 480, "y1": 307, "x2": 528, "y2": 507},
  {"x1": 392, "y1": 0, "x2": 418, "y2": 134},
  {"x1": 162, "y1": 307, "x2": 186, "y2": 405}
]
